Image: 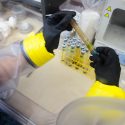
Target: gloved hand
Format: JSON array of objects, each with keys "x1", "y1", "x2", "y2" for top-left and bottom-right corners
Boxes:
[
  {"x1": 43, "y1": 11, "x2": 76, "y2": 53},
  {"x1": 90, "y1": 47, "x2": 121, "y2": 86}
]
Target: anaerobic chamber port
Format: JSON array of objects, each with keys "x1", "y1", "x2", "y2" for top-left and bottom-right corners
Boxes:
[{"x1": 104, "y1": 9, "x2": 125, "y2": 52}]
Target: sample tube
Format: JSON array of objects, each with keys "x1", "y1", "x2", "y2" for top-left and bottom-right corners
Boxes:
[
  {"x1": 75, "y1": 43, "x2": 81, "y2": 60},
  {"x1": 70, "y1": 44, "x2": 75, "y2": 60},
  {"x1": 80, "y1": 49, "x2": 86, "y2": 64},
  {"x1": 82, "y1": 50, "x2": 91, "y2": 74},
  {"x1": 61, "y1": 43, "x2": 66, "y2": 61},
  {"x1": 79, "y1": 49, "x2": 86, "y2": 73},
  {"x1": 74, "y1": 43, "x2": 81, "y2": 69}
]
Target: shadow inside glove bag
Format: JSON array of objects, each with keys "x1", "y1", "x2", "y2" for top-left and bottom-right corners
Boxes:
[{"x1": 0, "y1": 109, "x2": 22, "y2": 125}]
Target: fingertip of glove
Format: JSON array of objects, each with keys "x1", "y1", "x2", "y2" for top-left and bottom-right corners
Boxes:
[
  {"x1": 71, "y1": 11, "x2": 76, "y2": 16},
  {"x1": 89, "y1": 56, "x2": 93, "y2": 61},
  {"x1": 95, "y1": 47, "x2": 104, "y2": 53},
  {"x1": 64, "y1": 10, "x2": 76, "y2": 17},
  {"x1": 67, "y1": 26, "x2": 72, "y2": 31},
  {"x1": 96, "y1": 47, "x2": 116, "y2": 55},
  {"x1": 90, "y1": 62, "x2": 95, "y2": 68}
]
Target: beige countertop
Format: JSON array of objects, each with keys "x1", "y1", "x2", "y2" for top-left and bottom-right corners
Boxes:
[{"x1": 17, "y1": 52, "x2": 94, "y2": 113}]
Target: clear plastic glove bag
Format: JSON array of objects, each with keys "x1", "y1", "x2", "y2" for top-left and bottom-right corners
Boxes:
[
  {"x1": 56, "y1": 97, "x2": 125, "y2": 125},
  {"x1": 0, "y1": 42, "x2": 34, "y2": 99}
]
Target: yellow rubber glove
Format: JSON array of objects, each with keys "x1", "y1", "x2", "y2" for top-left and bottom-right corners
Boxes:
[
  {"x1": 86, "y1": 81, "x2": 125, "y2": 99},
  {"x1": 88, "y1": 47, "x2": 125, "y2": 99},
  {"x1": 21, "y1": 32, "x2": 54, "y2": 67}
]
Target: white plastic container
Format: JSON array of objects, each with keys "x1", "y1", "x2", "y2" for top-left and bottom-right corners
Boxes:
[
  {"x1": 79, "y1": 10, "x2": 100, "y2": 42},
  {"x1": 81, "y1": 0, "x2": 107, "y2": 14}
]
